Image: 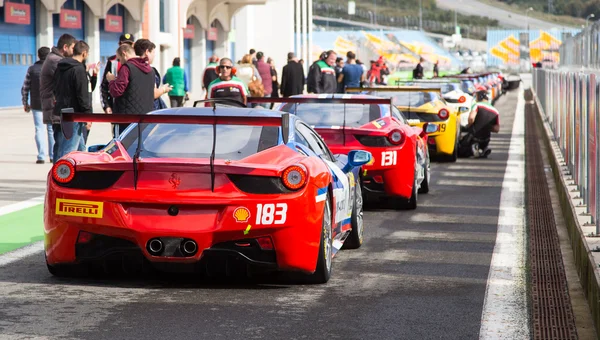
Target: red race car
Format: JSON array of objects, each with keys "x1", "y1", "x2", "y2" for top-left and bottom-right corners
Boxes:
[
  {"x1": 250, "y1": 95, "x2": 432, "y2": 209},
  {"x1": 45, "y1": 101, "x2": 372, "y2": 283}
]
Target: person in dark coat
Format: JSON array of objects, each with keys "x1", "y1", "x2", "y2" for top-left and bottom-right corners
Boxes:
[
  {"x1": 22, "y1": 46, "x2": 53, "y2": 164},
  {"x1": 413, "y1": 57, "x2": 424, "y2": 79},
  {"x1": 40, "y1": 34, "x2": 76, "y2": 161},
  {"x1": 280, "y1": 52, "x2": 305, "y2": 97},
  {"x1": 53, "y1": 41, "x2": 96, "y2": 161},
  {"x1": 268, "y1": 57, "x2": 279, "y2": 99}
]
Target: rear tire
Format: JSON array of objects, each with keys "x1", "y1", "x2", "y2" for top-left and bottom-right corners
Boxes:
[
  {"x1": 344, "y1": 181, "x2": 364, "y2": 249},
  {"x1": 398, "y1": 169, "x2": 418, "y2": 210},
  {"x1": 419, "y1": 154, "x2": 430, "y2": 194},
  {"x1": 308, "y1": 195, "x2": 333, "y2": 284}
]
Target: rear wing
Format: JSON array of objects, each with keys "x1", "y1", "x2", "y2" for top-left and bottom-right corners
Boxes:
[
  {"x1": 60, "y1": 98, "x2": 291, "y2": 191},
  {"x1": 345, "y1": 87, "x2": 443, "y2": 93},
  {"x1": 249, "y1": 97, "x2": 392, "y2": 133}
]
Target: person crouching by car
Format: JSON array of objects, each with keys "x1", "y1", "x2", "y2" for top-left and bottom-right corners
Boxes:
[
  {"x1": 206, "y1": 58, "x2": 248, "y2": 106},
  {"x1": 107, "y1": 42, "x2": 155, "y2": 134},
  {"x1": 461, "y1": 86, "x2": 500, "y2": 158},
  {"x1": 52, "y1": 40, "x2": 95, "y2": 161}
]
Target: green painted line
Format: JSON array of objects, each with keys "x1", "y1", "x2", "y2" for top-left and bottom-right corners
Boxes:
[{"x1": 0, "y1": 205, "x2": 44, "y2": 255}]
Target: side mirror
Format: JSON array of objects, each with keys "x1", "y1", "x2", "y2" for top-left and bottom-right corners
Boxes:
[
  {"x1": 342, "y1": 150, "x2": 372, "y2": 173},
  {"x1": 424, "y1": 123, "x2": 439, "y2": 134},
  {"x1": 87, "y1": 144, "x2": 106, "y2": 152},
  {"x1": 459, "y1": 106, "x2": 470, "y2": 113}
]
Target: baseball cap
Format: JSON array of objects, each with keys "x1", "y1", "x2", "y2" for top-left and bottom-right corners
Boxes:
[{"x1": 119, "y1": 33, "x2": 135, "y2": 44}]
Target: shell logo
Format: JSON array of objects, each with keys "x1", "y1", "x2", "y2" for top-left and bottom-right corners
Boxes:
[{"x1": 233, "y1": 207, "x2": 251, "y2": 223}]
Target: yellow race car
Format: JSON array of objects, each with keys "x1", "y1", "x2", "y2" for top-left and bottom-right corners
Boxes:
[{"x1": 346, "y1": 87, "x2": 461, "y2": 162}]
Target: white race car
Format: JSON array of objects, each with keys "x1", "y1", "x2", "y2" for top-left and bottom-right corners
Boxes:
[{"x1": 438, "y1": 83, "x2": 473, "y2": 131}]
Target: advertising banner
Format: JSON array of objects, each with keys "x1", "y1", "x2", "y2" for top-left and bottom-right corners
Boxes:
[
  {"x1": 105, "y1": 14, "x2": 123, "y2": 33},
  {"x1": 4, "y1": 2, "x2": 30, "y2": 25},
  {"x1": 60, "y1": 9, "x2": 82, "y2": 29},
  {"x1": 184, "y1": 24, "x2": 195, "y2": 39},
  {"x1": 207, "y1": 27, "x2": 217, "y2": 41}
]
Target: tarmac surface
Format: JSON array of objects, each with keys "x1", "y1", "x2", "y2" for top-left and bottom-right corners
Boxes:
[{"x1": 0, "y1": 91, "x2": 520, "y2": 340}]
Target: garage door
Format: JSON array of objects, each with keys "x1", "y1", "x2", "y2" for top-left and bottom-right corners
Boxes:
[
  {"x1": 0, "y1": 0, "x2": 36, "y2": 107},
  {"x1": 100, "y1": 4, "x2": 126, "y2": 65}
]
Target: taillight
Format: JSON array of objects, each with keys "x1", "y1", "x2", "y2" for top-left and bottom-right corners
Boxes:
[
  {"x1": 52, "y1": 158, "x2": 76, "y2": 183},
  {"x1": 76, "y1": 231, "x2": 94, "y2": 244},
  {"x1": 438, "y1": 109, "x2": 449, "y2": 120},
  {"x1": 281, "y1": 165, "x2": 307, "y2": 190},
  {"x1": 458, "y1": 96, "x2": 466, "y2": 103},
  {"x1": 387, "y1": 129, "x2": 405, "y2": 145}
]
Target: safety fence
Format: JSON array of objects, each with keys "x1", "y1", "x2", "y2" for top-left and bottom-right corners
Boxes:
[
  {"x1": 532, "y1": 69, "x2": 600, "y2": 235},
  {"x1": 559, "y1": 23, "x2": 600, "y2": 68}
]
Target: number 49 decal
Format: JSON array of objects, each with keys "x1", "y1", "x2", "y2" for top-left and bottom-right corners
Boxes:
[
  {"x1": 381, "y1": 151, "x2": 397, "y2": 166},
  {"x1": 256, "y1": 203, "x2": 287, "y2": 225}
]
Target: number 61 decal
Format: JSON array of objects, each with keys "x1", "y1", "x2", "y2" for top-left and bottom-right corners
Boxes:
[{"x1": 256, "y1": 203, "x2": 287, "y2": 225}]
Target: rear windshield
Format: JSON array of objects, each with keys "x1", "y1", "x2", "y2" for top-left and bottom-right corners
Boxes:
[
  {"x1": 121, "y1": 124, "x2": 280, "y2": 160},
  {"x1": 279, "y1": 103, "x2": 381, "y2": 128},
  {"x1": 368, "y1": 91, "x2": 441, "y2": 107},
  {"x1": 439, "y1": 83, "x2": 459, "y2": 93}
]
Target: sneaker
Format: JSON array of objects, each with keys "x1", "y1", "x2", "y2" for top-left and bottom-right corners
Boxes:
[
  {"x1": 36, "y1": 160, "x2": 45, "y2": 164},
  {"x1": 471, "y1": 143, "x2": 481, "y2": 157},
  {"x1": 482, "y1": 148, "x2": 492, "y2": 158}
]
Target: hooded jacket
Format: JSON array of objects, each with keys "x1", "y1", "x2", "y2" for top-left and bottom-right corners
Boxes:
[
  {"x1": 53, "y1": 57, "x2": 96, "y2": 117},
  {"x1": 40, "y1": 47, "x2": 65, "y2": 124},
  {"x1": 109, "y1": 57, "x2": 155, "y2": 115}
]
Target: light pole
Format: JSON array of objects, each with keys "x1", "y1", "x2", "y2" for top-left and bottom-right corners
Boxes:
[
  {"x1": 525, "y1": 7, "x2": 533, "y2": 31},
  {"x1": 373, "y1": 0, "x2": 377, "y2": 25},
  {"x1": 586, "y1": 13, "x2": 595, "y2": 27},
  {"x1": 367, "y1": 10, "x2": 374, "y2": 25},
  {"x1": 419, "y1": 0, "x2": 423, "y2": 31}
]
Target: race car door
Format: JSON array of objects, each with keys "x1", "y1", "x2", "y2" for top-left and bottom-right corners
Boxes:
[{"x1": 295, "y1": 123, "x2": 353, "y2": 242}]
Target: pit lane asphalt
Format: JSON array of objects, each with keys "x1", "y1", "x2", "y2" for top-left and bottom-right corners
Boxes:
[{"x1": 0, "y1": 90, "x2": 518, "y2": 340}]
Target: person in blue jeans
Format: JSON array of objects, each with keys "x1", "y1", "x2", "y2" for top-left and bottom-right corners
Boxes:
[
  {"x1": 337, "y1": 51, "x2": 365, "y2": 91},
  {"x1": 21, "y1": 47, "x2": 55, "y2": 164}
]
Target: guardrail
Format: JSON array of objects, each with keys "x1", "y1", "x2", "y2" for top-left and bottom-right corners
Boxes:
[{"x1": 532, "y1": 69, "x2": 599, "y2": 235}]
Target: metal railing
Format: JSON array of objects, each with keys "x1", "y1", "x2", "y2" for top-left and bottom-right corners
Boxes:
[{"x1": 532, "y1": 68, "x2": 600, "y2": 234}]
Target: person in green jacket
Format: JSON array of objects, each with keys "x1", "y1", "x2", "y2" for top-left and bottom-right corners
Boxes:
[{"x1": 162, "y1": 57, "x2": 189, "y2": 107}]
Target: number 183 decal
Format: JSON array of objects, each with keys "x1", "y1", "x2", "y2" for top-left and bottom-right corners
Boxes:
[{"x1": 256, "y1": 203, "x2": 287, "y2": 225}]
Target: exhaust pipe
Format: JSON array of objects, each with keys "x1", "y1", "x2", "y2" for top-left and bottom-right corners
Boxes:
[
  {"x1": 147, "y1": 238, "x2": 164, "y2": 256},
  {"x1": 181, "y1": 239, "x2": 198, "y2": 256}
]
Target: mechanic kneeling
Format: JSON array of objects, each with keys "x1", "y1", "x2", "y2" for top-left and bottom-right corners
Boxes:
[{"x1": 459, "y1": 87, "x2": 500, "y2": 158}]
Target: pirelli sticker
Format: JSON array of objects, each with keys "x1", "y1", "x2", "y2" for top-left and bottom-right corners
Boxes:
[{"x1": 56, "y1": 199, "x2": 103, "y2": 218}]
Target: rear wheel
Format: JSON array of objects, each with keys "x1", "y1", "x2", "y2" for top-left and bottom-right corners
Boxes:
[
  {"x1": 308, "y1": 195, "x2": 333, "y2": 284},
  {"x1": 398, "y1": 169, "x2": 418, "y2": 210},
  {"x1": 344, "y1": 182, "x2": 364, "y2": 249}
]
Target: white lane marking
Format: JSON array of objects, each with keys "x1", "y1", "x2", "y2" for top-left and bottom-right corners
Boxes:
[
  {"x1": 0, "y1": 195, "x2": 45, "y2": 217},
  {"x1": 0, "y1": 241, "x2": 44, "y2": 267},
  {"x1": 479, "y1": 86, "x2": 529, "y2": 339},
  {"x1": 447, "y1": 165, "x2": 510, "y2": 171}
]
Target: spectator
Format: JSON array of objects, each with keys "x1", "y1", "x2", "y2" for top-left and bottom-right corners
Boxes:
[
  {"x1": 256, "y1": 52, "x2": 272, "y2": 97},
  {"x1": 280, "y1": 52, "x2": 304, "y2": 97},
  {"x1": 338, "y1": 51, "x2": 364, "y2": 90},
  {"x1": 268, "y1": 57, "x2": 279, "y2": 99},
  {"x1": 107, "y1": 42, "x2": 155, "y2": 134},
  {"x1": 307, "y1": 50, "x2": 337, "y2": 94},
  {"x1": 52, "y1": 41, "x2": 95, "y2": 160},
  {"x1": 134, "y1": 39, "x2": 171, "y2": 110},
  {"x1": 41, "y1": 34, "x2": 76, "y2": 162},
  {"x1": 22, "y1": 46, "x2": 53, "y2": 164},
  {"x1": 413, "y1": 57, "x2": 424, "y2": 79},
  {"x1": 162, "y1": 57, "x2": 189, "y2": 107},
  {"x1": 237, "y1": 54, "x2": 263, "y2": 99},
  {"x1": 206, "y1": 58, "x2": 248, "y2": 105},
  {"x1": 334, "y1": 57, "x2": 345, "y2": 93},
  {"x1": 202, "y1": 55, "x2": 219, "y2": 91},
  {"x1": 433, "y1": 60, "x2": 439, "y2": 78},
  {"x1": 100, "y1": 33, "x2": 134, "y2": 115},
  {"x1": 249, "y1": 49, "x2": 258, "y2": 67}
]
